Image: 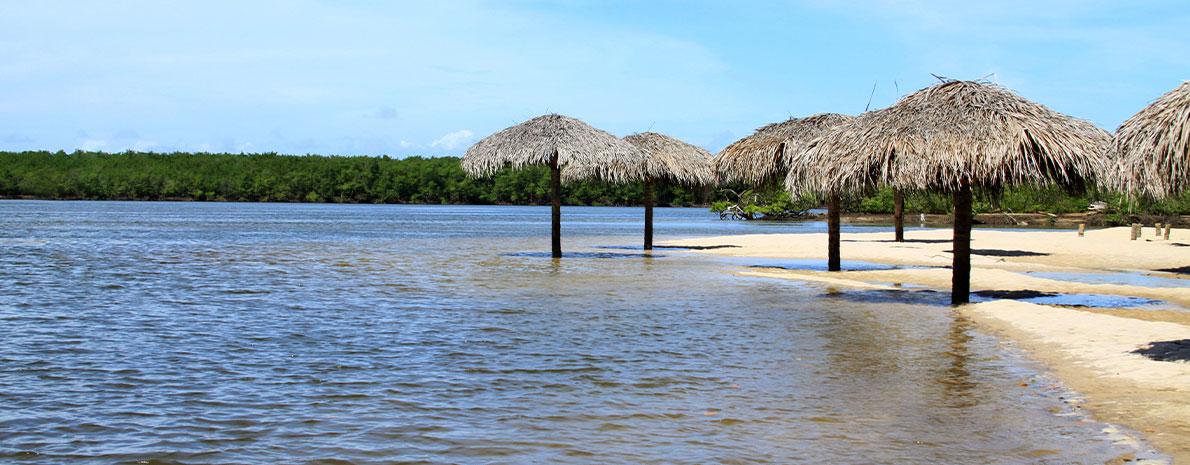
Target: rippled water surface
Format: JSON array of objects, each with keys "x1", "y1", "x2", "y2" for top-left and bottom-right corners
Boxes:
[{"x1": 0, "y1": 201, "x2": 1161, "y2": 464}]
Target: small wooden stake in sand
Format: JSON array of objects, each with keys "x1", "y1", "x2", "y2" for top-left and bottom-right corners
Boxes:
[
  {"x1": 1078, "y1": 223, "x2": 1085, "y2": 237},
  {"x1": 1156, "y1": 223, "x2": 1163, "y2": 236},
  {"x1": 1131, "y1": 224, "x2": 1141, "y2": 240},
  {"x1": 1165, "y1": 224, "x2": 1173, "y2": 240}
]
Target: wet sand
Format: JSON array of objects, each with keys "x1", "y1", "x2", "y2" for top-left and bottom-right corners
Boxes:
[{"x1": 666, "y1": 226, "x2": 1190, "y2": 463}]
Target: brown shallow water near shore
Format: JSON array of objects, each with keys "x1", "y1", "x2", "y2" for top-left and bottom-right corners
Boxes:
[
  {"x1": 666, "y1": 226, "x2": 1190, "y2": 464},
  {"x1": 963, "y1": 303, "x2": 1190, "y2": 465}
]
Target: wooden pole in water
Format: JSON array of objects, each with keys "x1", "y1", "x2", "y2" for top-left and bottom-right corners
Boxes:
[
  {"x1": 893, "y1": 189, "x2": 905, "y2": 242},
  {"x1": 549, "y1": 153, "x2": 562, "y2": 258},
  {"x1": 643, "y1": 178, "x2": 654, "y2": 251},
  {"x1": 951, "y1": 182, "x2": 973, "y2": 305},
  {"x1": 828, "y1": 193, "x2": 841, "y2": 272}
]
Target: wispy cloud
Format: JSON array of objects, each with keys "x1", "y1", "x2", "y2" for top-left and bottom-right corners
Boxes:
[
  {"x1": 372, "y1": 107, "x2": 399, "y2": 120},
  {"x1": 429, "y1": 130, "x2": 474, "y2": 151},
  {"x1": 80, "y1": 140, "x2": 107, "y2": 151}
]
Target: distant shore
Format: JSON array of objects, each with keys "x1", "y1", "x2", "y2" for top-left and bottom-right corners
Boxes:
[
  {"x1": 798, "y1": 211, "x2": 1189, "y2": 228},
  {"x1": 665, "y1": 227, "x2": 1190, "y2": 463}
]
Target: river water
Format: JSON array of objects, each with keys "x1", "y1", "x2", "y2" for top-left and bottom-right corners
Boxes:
[{"x1": 0, "y1": 201, "x2": 1162, "y2": 464}]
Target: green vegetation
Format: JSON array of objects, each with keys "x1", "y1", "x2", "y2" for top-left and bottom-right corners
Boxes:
[
  {"x1": 850, "y1": 185, "x2": 1190, "y2": 220},
  {"x1": 0, "y1": 151, "x2": 708, "y2": 206},
  {"x1": 710, "y1": 183, "x2": 819, "y2": 220},
  {"x1": 2, "y1": 150, "x2": 1187, "y2": 221}
]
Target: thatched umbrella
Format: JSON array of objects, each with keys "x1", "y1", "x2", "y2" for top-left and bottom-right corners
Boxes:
[
  {"x1": 713, "y1": 113, "x2": 856, "y2": 271},
  {"x1": 714, "y1": 113, "x2": 854, "y2": 185},
  {"x1": 620, "y1": 132, "x2": 714, "y2": 250},
  {"x1": 461, "y1": 114, "x2": 647, "y2": 258},
  {"x1": 1115, "y1": 81, "x2": 1190, "y2": 200},
  {"x1": 787, "y1": 79, "x2": 1110, "y2": 304}
]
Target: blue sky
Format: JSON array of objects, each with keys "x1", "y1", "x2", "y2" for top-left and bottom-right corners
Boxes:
[{"x1": 2, "y1": 0, "x2": 1187, "y2": 157}]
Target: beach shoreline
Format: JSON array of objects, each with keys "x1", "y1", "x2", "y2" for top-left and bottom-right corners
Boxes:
[
  {"x1": 772, "y1": 211, "x2": 1190, "y2": 229},
  {"x1": 664, "y1": 226, "x2": 1190, "y2": 463}
]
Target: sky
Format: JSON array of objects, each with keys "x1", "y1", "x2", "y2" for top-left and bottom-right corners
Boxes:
[{"x1": 2, "y1": 0, "x2": 1187, "y2": 157}]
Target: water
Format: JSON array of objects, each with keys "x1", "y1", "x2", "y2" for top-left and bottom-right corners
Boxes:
[
  {"x1": 1025, "y1": 271, "x2": 1190, "y2": 289},
  {"x1": 0, "y1": 201, "x2": 1164, "y2": 464}
]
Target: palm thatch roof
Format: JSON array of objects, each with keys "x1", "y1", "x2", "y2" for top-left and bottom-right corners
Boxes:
[
  {"x1": 620, "y1": 132, "x2": 715, "y2": 186},
  {"x1": 461, "y1": 113, "x2": 647, "y2": 183},
  {"x1": 713, "y1": 113, "x2": 854, "y2": 185},
  {"x1": 1114, "y1": 81, "x2": 1190, "y2": 199},
  {"x1": 785, "y1": 80, "x2": 1111, "y2": 194}
]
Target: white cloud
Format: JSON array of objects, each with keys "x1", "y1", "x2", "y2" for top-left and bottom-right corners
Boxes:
[
  {"x1": 429, "y1": 130, "x2": 473, "y2": 150},
  {"x1": 399, "y1": 140, "x2": 411, "y2": 148},
  {"x1": 81, "y1": 139, "x2": 107, "y2": 151},
  {"x1": 114, "y1": 129, "x2": 140, "y2": 139},
  {"x1": 373, "y1": 107, "x2": 398, "y2": 119},
  {"x1": 2, "y1": 133, "x2": 33, "y2": 143},
  {"x1": 133, "y1": 140, "x2": 158, "y2": 152}
]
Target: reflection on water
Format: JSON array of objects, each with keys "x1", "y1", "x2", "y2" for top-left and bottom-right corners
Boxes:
[
  {"x1": 0, "y1": 201, "x2": 1167, "y2": 464},
  {"x1": 746, "y1": 258, "x2": 935, "y2": 272},
  {"x1": 502, "y1": 251, "x2": 664, "y2": 259}
]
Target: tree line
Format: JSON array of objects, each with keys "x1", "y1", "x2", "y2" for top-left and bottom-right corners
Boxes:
[
  {"x1": 1, "y1": 150, "x2": 1186, "y2": 218},
  {"x1": 0, "y1": 151, "x2": 708, "y2": 206}
]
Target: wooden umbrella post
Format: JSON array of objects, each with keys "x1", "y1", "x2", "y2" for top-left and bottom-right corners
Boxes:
[
  {"x1": 549, "y1": 153, "x2": 562, "y2": 259},
  {"x1": 951, "y1": 182, "x2": 973, "y2": 305},
  {"x1": 643, "y1": 178, "x2": 655, "y2": 250},
  {"x1": 894, "y1": 189, "x2": 905, "y2": 242},
  {"x1": 828, "y1": 193, "x2": 841, "y2": 271}
]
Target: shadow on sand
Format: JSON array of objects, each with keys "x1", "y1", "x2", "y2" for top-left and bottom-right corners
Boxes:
[{"x1": 1132, "y1": 339, "x2": 1190, "y2": 362}]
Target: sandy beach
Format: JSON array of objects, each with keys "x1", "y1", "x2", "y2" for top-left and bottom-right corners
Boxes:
[{"x1": 665, "y1": 226, "x2": 1190, "y2": 463}]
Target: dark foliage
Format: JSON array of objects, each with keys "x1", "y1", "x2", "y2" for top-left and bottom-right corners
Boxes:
[
  {"x1": 0, "y1": 151, "x2": 709, "y2": 206},
  {"x1": 2, "y1": 151, "x2": 1187, "y2": 217}
]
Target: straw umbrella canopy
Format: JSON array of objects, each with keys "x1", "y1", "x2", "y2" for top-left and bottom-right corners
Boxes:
[
  {"x1": 620, "y1": 132, "x2": 715, "y2": 250},
  {"x1": 787, "y1": 79, "x2": 1111, "y2": 304},
  {"x1": 461, "y1": 114, "x2": 647, "y2": 258},
  {"x1": 714, "y1": 113, "x2": 854, "y2": 185},
  {"x1": 713, "y1": 113, "x2": 857, "y2": 271},
  {"x1": 1115, "y1": 81, "x2": 1190, "y2": 200}
]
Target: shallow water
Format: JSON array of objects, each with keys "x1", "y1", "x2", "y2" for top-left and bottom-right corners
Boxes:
[
  {"x1": 0, "y1": 201, "x2": 1166, "y2": 464},
  {"x1": 1025, "y1": 270, "x2": 1190, "y2": 289}
]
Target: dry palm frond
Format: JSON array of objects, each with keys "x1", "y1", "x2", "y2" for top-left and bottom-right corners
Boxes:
[
  {"x1": 1115, "y1": 81, "x2": 1190, "y2": 199},
  {"x1": 786, "y1": 80, "x2": 1111, "y2": 194},
  {"x1": 461, "y1": 113, "x2": 647, "y2": 183},
  {"x1": 714, "y1": 113, "x2": 853, "y2": 186},
  {"x1": 618, "y1": 132, "x2": 714, "y2": 186}
]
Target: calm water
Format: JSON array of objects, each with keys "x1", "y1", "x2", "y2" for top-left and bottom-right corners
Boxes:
[{"x1": 0, "y1": 201, "x2": 1164, "y2": 464}]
